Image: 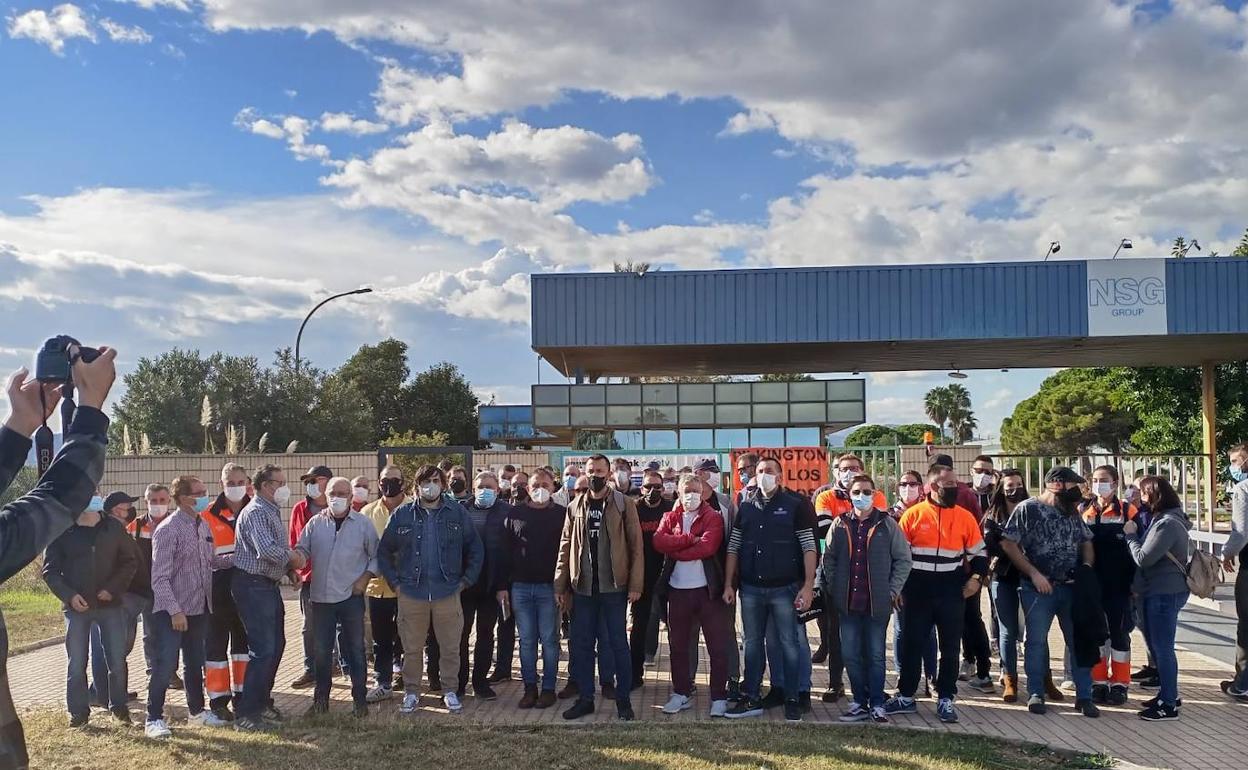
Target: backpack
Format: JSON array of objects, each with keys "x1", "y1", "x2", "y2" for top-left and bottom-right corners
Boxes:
[{"x1": 1166, "y1": 548, "x2": 1223, "y2": 600}]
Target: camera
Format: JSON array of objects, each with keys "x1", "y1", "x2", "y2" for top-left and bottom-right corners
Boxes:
[{"x1": 35, "y1": 335, "x2": 100, "y2": 384}]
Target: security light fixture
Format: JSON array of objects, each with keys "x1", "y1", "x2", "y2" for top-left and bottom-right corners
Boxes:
[
  {"x1": 1043, "y1": 241, "x2": 1060, "y2": 261},
  {"x1": 1112, "y1": 238, "x2": 1133, "y2": 259}
]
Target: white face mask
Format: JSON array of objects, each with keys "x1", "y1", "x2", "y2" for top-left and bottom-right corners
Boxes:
[
  {"x1": 838, "y1": 469, "x2": 856, "y2": 487},
  {"x1": 530, "y1": 487, "x2": 552, "y2": 505},
  {"x1": 662, "y1": 481, "x2": 676, "y2": 495},
  {"x1": 1093, "y1": 481, "x2": 1115, "y2": 499},
  {"x1": 223, "y1": 485, "x2": 247, "y2": 503},
  {"x1": 614, "y1": 470, "x2": 631, "y2": 488},
  {"x1": 757, "y1": 473, "x2": 778, "y2": 494},
  {"x1": 328, "y1": 497, "x2": 350, "y2": 515},
  {"x1": 499, "y1": 479, "x2": 512, "y2": 492},
  {"x1": 972, "y1": 472, "x2": 993, "y2": 490},
  {"x1": 419, "y1": 483, "x2": 442, "y2": 501},
  {"x1": 681, "y1": 492, "x2": 702, "y2": 511},
  {"x1": 272, "y1": 486, "x2": 292, "y2": 506},
  {"x1": 305, "y1": 482, "x2": 322, "y2": 499},
  {"x1": 352, "y1": 487, "x2": 369, "y2": 503},
  {"x1": 147, "y1": 503, "x2": 168, "y2": 519},
  {"x1": 899, "y1": 485, "x2": 920, "y2": 504}
]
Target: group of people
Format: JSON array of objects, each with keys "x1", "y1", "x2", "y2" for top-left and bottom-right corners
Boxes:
[{"x1": 41, "y1": 443, "x2": 1248, "y2": 738}]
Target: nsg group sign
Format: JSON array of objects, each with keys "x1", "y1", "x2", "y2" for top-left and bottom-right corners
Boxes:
[{"x1": 1086, "y1": 259, "x2": 1168, "y2": 337}]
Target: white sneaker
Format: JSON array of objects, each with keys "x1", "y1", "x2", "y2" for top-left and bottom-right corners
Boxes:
[
  {"x1": 709, "y1": 699, "x2": 728, "y2": 718},
  {"x1": 661, "y1": 694, "x2": 692, "y2": 714},
  {"x1": 839, "y1": 702, "x2": 870, "y2": 722},
  {"x1": 187, "y1": 710, "x2": 227, "y2": 728},
  {"x1": 145, "y1": 719, "x2": 172, "y2": 739},
  {"x1": 399, "y1": 692, "x2": 420, "y2": 714},
  {"x1": 443, "y1": 692, "x2": 463, "y2": 713},
  {"x1": 366, "y1": 685, "x2": 393, "y2": 703}
]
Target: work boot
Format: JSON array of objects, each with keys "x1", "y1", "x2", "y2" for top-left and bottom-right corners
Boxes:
[
  {"x1": 518, "y1": 686, "x2": 538, "y2": 709},
  {"x1": 290, "y1": 671, "x2": 315, "y2": 689},
  {"x1": 536, "y1": 690, "x2": 557, "y2": 709},
  {"x1": 1002, "y1": 674, "x2": 1018, "y2": 704},
  {"x1": 1043, "y1": 674, "x2": 1065, "y2": 702},
  {"x1": 558, "y1": 681, "x2": 580, "y2": 700}
]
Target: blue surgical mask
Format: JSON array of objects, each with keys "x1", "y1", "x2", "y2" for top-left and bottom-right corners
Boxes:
[
  {"x1": 563, "y1": 475, "x2": 576, "y2": 491},
  {"x1": 85, "y1": 496, "x2": 104, "y2": 513},
  {"x1": 194, "y1": 495, "x2": 212, "y2": 510},
  {"x1": 850, "y1": 493, "x2": 874, "y2": 512},
  {"x1": 475, "y1": 489, "x2": 497, "y2": 508},
  {"x1": 738, "y1": 470, "x2": 751, "y2": 485},
  {"x1": 1232, "y1": 464, "x2": 1247, "y2": 483}
]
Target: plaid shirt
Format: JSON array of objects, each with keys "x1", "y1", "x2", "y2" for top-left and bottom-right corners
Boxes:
[
  {"x1": 235, "y1": 495, "x2": 291, "y2": 581},
  {"x1": 151, "y1": 507, "x2": 218, "y2": 617}
]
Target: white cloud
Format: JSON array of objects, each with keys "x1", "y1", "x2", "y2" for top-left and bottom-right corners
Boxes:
[
  {"x1": 390, "y1": 246, "x2": 550, "y2": 325},
  {"x1": 866, "y1": 396, "x2": 929, "y2": 425},
  {"x1": 100, "y1": 18, "x2": 152, "y2": 44},
  {"x1": 982, "y1": 388, "x2": 1015, "y2": 412},
  {"x1": 7, "y1": 4, "x2": 95, "y2": 55},
  {"x1": 233, "y1": 108, "x2": 335, "y2": 164},
  {"x1": 319, "y1": 112, "x2": 388, "y2": 136},
  {"x1": 869, "y1": 371, "x2": 939, "y2": 387},
  {"x1": 116, "y1": 0, "x2": 191, "y2": 9},
  {"x1": 720, "y1": 109, "x2": 776, "y2": 137}
]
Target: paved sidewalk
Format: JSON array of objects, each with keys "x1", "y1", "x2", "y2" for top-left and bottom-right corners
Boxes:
[{"x1": 8, "y1": 594, "x2": 1246, "y2": 770}]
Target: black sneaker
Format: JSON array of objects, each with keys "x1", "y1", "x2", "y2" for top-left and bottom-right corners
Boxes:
[
  {"x1": 473, "y1": 683, "x2": 498, "y2": 701},
  {"x1": 798, "y1": 691, "x2": 812, "y2": 713},
  {"x1": 821, "y1": 685, "x2": 844, "y2": 704},
  {"x1": 562, "y1": 698, "x2": 595, "y2": 720},
  {"x1": 69, "y1": 713, "x2": 89, "y2": 729},
  {"x1": 1106, "y1": 686, "x2": 1128, "y2": 706},
  {"x1": 1141, "y1": 695, "x2": 1182, "y2": 709},
  {"x1": 212, "y1": 706, "x2": 235, "y2": 723},
  {"x1": 1220, "y1": 680, "x2": 1248, "y2": 701},
  {"x1": 727, "y1": 678, "x2": 742, "y2": 703},
  {"x1": 487, "y1": 670, "x2": 513, "y2": 684},
  {"x1": 1075, "y1": 699, "x2": 1100, "y2": 718},
  {"x1": 724, "y1": 697, "x2": 765, "y2": 719},
  {"x1": 1091, "y1": 684, "x2": 1109, "y2": 704},
  {"x1": 111, "y1": 708, "x2": 131, "y2": 725},
  {"x1": 759, "y1": 687, "x2": 785, "y2": 710},
  {"x1": 261, "y1": 704, "x2": 285, "y2": 725},
  {"x1": 233, "y1": 716, "x2": 269, "y2": 732},
  {"x1": 616, "y1": 701, "x2": 635, "y2": 721},
  {"x1": 783, "y1": 699, "x2": 802, "y2": 723},
  {"x1": 1139, "y1": 675, "x2": 1160, "y2": 689},
  {"x1": 601, "y1": 683, "x2": 617, "y2": 701},
  {"x1": 1139, "y1": 703, "x2": 1180, "y2": 721},
  {"x1": 1130, "y1": 665, "x2": 1157, "y2": 682}
]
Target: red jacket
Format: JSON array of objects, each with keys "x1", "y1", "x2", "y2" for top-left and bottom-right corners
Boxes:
[
  {"x1": 288, "y1": 498, "x2": 321, "y2": 583},
  {"x1": 653, "y1": 502, "x2": 725, "y2": 595}
]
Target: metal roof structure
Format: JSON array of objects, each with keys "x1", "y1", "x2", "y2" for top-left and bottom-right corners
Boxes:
[{"x1": 530, "y1": 257, "x2": 1248, "y2": 378}]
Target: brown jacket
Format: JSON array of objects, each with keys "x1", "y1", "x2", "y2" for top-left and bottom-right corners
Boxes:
[{"x1": 555, "y1": 489, "x2": 644, "y2": 596}]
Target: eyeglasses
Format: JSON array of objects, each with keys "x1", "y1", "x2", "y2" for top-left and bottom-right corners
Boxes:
[
  {"x1": 849, "y1": 491, "x2": 874, "y2": 497},
  {"x1": 641, "y1": 483, "x2": 663, "y2": 490},
  {"x1": 898, "y1": 482, "x2": 920, "y2": 488}
]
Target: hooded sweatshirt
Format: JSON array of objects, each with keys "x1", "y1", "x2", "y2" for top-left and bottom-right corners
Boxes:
[{"x1": 1128, "y1": 506, "x2": 1192, "y2": 596}]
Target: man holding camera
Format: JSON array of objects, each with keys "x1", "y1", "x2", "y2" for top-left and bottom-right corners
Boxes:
[{"x1": 1, "y1": 343, "x2": 116, "y2": 769}]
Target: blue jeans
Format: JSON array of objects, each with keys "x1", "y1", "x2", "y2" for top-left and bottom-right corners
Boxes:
[
  {"x1": 990, "y1": 579, "x2": 1023, "y2": 677},
  {"x1": 1020, "y1": 581, "x2": 1091, "y2": 701},
  {"x1": 741, "y1": 583, "x2": 801, "y2": 699},
  {"x1": 65, "y1": 607, "x2": 127, "y2": 717},
  {"x1": 1142, "y1": 591, "x2": 1188, "y2": 707},
  {"x1": 147, "y1": 611, "x2": 208, "y2": 722},
  {"x1": 766, "y1": 617, "x2": 812, "y2": 693},
  {"x1": 313, "y1": 595, "x2": 366, "y2": 706},
  {"x1": 570, "y1": 591, "x2": 631, "y2": 704},
  {"x1": 231, "y1": 571, "x2": 286, "y2": 720},
  {"x1": 89, "y1": 592, "x2": 150, "y2": 706},
  {"x1": 892, "y1": 607, "x2": 936, "y2": 679},
  {"x1": 841, "y1": 612, "x2": 889, "y2": 708},
  {"x1": 513, "y1": 582, "x2": 559, "y2": 691}
]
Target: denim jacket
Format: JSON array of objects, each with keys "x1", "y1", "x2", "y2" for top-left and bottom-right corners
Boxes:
[{"x1": 377, "y1": 497, "x2": 483, "y2": 601}]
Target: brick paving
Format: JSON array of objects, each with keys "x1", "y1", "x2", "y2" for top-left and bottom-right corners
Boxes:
[{"x1": 8, "y1": 590, "x2": 1247, "y2": 770}]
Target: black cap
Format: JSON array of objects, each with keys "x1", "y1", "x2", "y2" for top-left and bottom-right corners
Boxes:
[
  {"x1": 932, "y1": 453, "x2": 955, "y2": 467},
  {"x1": 102, "y1": 491, "x2": 139, "y2": 511},
  {"x1": 695, "y1": 458, "x2": 720, "y2": 473},
  {"x1": 300, "y1": 465, "x2": 334, "y2": 483},
  {"x1": 1044, "y1": 466, "x2": 1086, "y2": 485}
]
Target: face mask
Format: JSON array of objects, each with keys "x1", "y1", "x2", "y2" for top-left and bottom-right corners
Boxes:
[
  {"x1": 662, "y1": 481, "x2": 676, "y2": 495},
  {"x1": 702, "y1": 473, "x2": 721, "y2": 491},
  {"x1": 418, "y1": 483, "x2": 441, "y2": 502},
  {"x1": 193, "y1": 495, "x2": 213, "y2": 510},
  {"x1": 589, "y1": 475, "x2": 608, "y2": 494},
  {"x1": 499, "y1": 479, "x2": 512, "y2": 492},
  {"x1": 512, "y1": 486, "x2": 529, "y2": 502},
  {"x1": 450, "y1": 478, "x2": 467, "y2": 495},
  {"x1": 86, "y1": 496, "x2": 104, "y2": 513},
  {"x1": 1058, "y1": 487, "x2": 1084, "y2": 505},
  {"x1": 224, "y1": 485, "x2": 248, "y2": 503},
  {"x1": 972, "y1": 473, "x2": 993, "y2": 490},
  {"x1": 563, "y1": 475, "x2": 577, "y2": 492},
  {"x1": 305, "y1": 482, "x2": 322, "y2": 499},
  {"x1": 614, "y1": 470, "x2": 631, "y2": 488},
  {"x1": 899, "y1": 485, "x2": 920, "y2": 504},
  {"x1": 1230, "y1": 464, "x2": 1247, "y2": 483},
  {"x1": 122, "y1": 507, "x2": 137, "y2": 523},
  {"x1": 937, "y1": 487, "x2": 959, "y2": 507},
  {"x1": 475, "y1": 489, "x2": 497, "y2": 507},
  {"x1": 850, "y1": 493, "x2": 874, "y2": 511},
  {"x1": 1092, "y1": 481, "x2": 1115, "y2": 499},
  {"x1": 380, "y1": 478, "x2": 404, "y2": 498},
  {"x1": 681, "y1": 492, "x2": 702, "y2": 511},
  {"x1": 352, "y1": 487, "x2": 369, "y2": 503},
  {"x1": 1006, "y1": 489, "x2": 1027, "y2": 503},
  {"x1": 530, "y1": 488, "x2": 552, "y2": 505},
  {"x1": 328, "y1": 497, "x2": 350, "y2": 515},
  {"x1": 272, "y1": 485, "x2": 292, "y2": 506},
  {"x1": 738, "y1": 470, "x2": 751, "y2": 485},
  {"x1": 838, "y1": 469, "x2": 856, "y2": 487},
  {"x1": 147, "y1": 503, "x2": 168, "y2": 519},
  {"x1": 644, "y1": 487, "x2": 662, "y2": 504},
  {"x1": 757, "y1": 473, "x2": 778, "y2": 494}
]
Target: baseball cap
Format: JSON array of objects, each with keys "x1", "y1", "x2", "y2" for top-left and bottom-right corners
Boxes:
[
  {"x1": 300, "y1": 465, "x2": 334, "y2": 483},
  {"x1": 102, "y1": 491, "x2": 139, "y2": 511},
  {"x1": 932, "y1": 453, "x2": 955, "y2": 468},
  {"x1": 695, "y1": 458, "x2": 720, "y2": 473},
  {"x1": 1044, "y1": 466, "x2": 1086, "y2": 485}
]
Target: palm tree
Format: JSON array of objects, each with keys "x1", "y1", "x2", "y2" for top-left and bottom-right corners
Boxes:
[
  {"x1": 924, "y1": 387, "x2": 952, "y2": 442},
  {"x1": 1171, "y1": 236, "x2": 1187, "y2": 258},
  {"x1": 949, "y1": 406, "x2": 978, "y2": 444}
]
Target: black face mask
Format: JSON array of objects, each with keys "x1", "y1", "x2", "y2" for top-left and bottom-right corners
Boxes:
[
  {"x1": 644, "y1": 488, "x2": 662, "y2": 505},
  {"x1": 1006, "y1": 489, "x2": 1027, "y2": 503},
  {"x1": 512, "y1": 487, "x2": 529, "y2": 503},
  {"x1": 937, "y1": 487, "x2": 959, "y2": 508},
  {"x1": 124, "y1": 507, "x2": 137, "y2": 524},
  {"x1": 1058, "y1": 487, "x2": 1084, "y2": 506},
  {"x1": 589, "y1": 475, "x2": 608, "y2": 494},
  {"x1": 380, "y1": 478, "x2": 404, "y2": 498},
  {"x1": 450, "y1": 479, "x2": 467, "y2": 495}
]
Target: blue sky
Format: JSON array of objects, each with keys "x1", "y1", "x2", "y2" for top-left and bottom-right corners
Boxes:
[{"x1": 4, "y1": 1, "x2": 1248, "y2": 442}]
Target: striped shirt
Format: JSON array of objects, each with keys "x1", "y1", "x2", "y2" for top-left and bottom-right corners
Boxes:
[
  {"x1": 151, "y1": 507, "x2": 217, "y2": 617},
  {"x1": 235, "y1": 495, "x2": 292, "y2": 582}
]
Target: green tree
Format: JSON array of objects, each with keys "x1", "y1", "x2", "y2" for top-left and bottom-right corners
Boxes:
[
  {"x1": 1107, "y1": 364, "x2": 1248, "y2": 454},
  {"x1": 1171, "y1": 236, "x2": 1188, "y2": 258},
  {"x1": 894, "y1": 423, "x2": 940, "y2": 445},
  {"x1": 335, "y1": 338, "x2": 412, "y2": 446},
  {"x1": 573, "y1": 429, "x2": 622, "y2": 450},
  {"x1": 1000, "y1": 369, "x2": 1137, "y2": 454},
  {"x1": 757, "y1": 373, "x2": 815, "y2": 382},
  {"x1": 112, "y1": 349, "x2": 216, "y2": 453},
  {"x1": 402, "y1": 362, "x2": 480, "y2": 447},
  {"x1": 381, "y1": 430, "x2": 464, "y2": 483},
  {"x1": 924, "y1": 387, "x2": 953, "y2": 442},
  {"x1": 1232, "y1": 227, "x2": 1248, "y2": 257},
  {"x1": 843, "y1": 424, "x2": 901, "y2": 446},
  {"x1": 0, "y1": 466, "x2": 38, "y2": 508}
]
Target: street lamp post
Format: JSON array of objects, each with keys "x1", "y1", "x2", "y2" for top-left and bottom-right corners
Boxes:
[{"x1": 294, "y1": 288, "x2": 373, "y2": 373}]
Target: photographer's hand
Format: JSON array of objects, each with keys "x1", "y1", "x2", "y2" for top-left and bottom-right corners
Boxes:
[
  {"x1": 3, "y1": 367, "x2": 61, "y2": 436},
  {"x1": 68, "y1": 345, "x2": 117, "y2": 410}
]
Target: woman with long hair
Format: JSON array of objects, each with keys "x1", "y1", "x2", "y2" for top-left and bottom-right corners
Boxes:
[{"x1": 983, "y1": 468, "x2": 1032, "y2": 703}]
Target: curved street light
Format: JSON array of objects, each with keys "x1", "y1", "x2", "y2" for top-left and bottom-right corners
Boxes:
[{"x1": 294, "y1": 287, "x2": 373, "y2": 373}]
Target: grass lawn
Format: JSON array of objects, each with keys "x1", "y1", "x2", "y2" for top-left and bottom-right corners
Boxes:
[
  {"x1": 21, "y1": 709, "x2": 1108, "y2": 770},
  {"x1": 0, "y1": 560, "x2": 63, "y2": 649}
]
